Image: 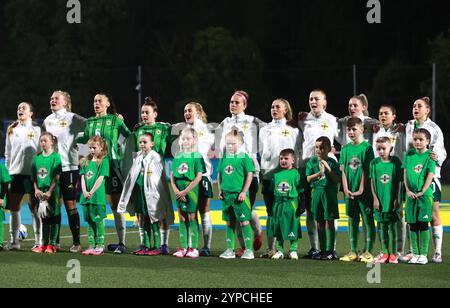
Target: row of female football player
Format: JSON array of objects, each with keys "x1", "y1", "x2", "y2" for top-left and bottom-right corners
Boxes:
[{"x1": 0, "y1": 89, "x2": 446, "y2": 264}]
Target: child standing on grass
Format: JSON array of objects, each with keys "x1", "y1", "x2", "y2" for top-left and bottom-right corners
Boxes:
[
  {"x1": 31, "y1": 132, "x2": 62, "y2": 254},
  {"x1": 80, "y1": 136, "x2": 110, "y2": 256},
  {"x1": 403, "y1": 129, "x2": 436, "y2": 265},
  {"x1": 170, "y1": 128, "x2": 205, "y2": 259},
  {"x1": 370, "y1": 137, "x2": 402, "y2": 264},
  {"x1": 119, "y1": 133, "x2": 173, "y2": 256},
  {"x1": 218, "y1": 129, "x2": 255, "y2": 260},
  {"x1": 306, "y1": 137, "x2": 341, "y2": 260},
  {"x1": 339, "y1": 118, "x2": 376, "y2": 263},
  {"x1": 0, "y1": 163, "x2": 12, "y2": 251},
  {"x1": 269, "y1": 149, "x2": 303, "y2": 260}
]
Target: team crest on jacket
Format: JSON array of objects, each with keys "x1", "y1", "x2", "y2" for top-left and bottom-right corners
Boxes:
[
  {"x1": 86, "y1": 170, "x2": 95, "y2": 180},
  {"x1": 224, "y1": 165, "x2": 234, "y2": 175},
  {"x1": 349, "y1": 157, "x2": 361, "y2": 170},
  {"x1": 320, "y1": 122, "x2": 329, "y2": 132},
  {"x1": 277, "y1": 181, "x2": 290, "y2": 193},
  {"x1": 414, "y1": 164, "x2": 423, "y2": 174},
  {"x1": 156, "y1": 130, "x2": 161, "y2": 135},
  {"x1": 177, "y1": 163, "x2": 189, "y2": 175},
  {"x1": 27, "y1": 131, "x2": 35, "y2": 140},
  {"x1": 59, "y1": 120, "x2": 68, "y2": 128},
  {"x1": 37, "y1": 168, "x2": 48, "y2": 180},
  {"x1": 380, "y1": 174, "x2": 390, "y2": 184},
  {"x1": 281, "y1": 129, "x2": 291, "y2": 137},
  {"x1": 106, "y1": 121, "x2": 112, "y2": 126}
]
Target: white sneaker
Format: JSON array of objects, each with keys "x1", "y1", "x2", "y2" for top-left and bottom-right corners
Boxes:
[
  {"x1": 241, "y1": 249, "x2": 255, "y2": 260},
  {"x1": 173, "y1": 248, "x2": 187, "y2": 258},
  {"x1": 4, "y1": 243, "x2": 21, "y2": 251},
  {"x1": 70, "y1": 245, "x2": 82, "y2": 253},
  {"x1": 408, "y1": 255, "x2": 420, "y2": 264},
  {"x1": 289, "y1": 251, "x2": 298, "y2": 260},
  {"x1": 432, "y1": 253, "x2": 443, "y2": 264},
  {"x1": 417, "y1": 255, "x2": 429, "y2": 265},
  {"x1": 271, "y1": 251, "x2": 284, "y2": 260},
  {"x1": 185, "y1": 248, "x2": 199, "y2": 259},
  {"x1": 400, "y1": 252, "x2": 413, "y2": 263},
  {"x1": 219, "y1": 249, "x2": 236, "y2": 259}
]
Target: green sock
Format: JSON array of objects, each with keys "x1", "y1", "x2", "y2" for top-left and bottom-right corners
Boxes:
[
  {"x1": 410, "y1": 230, "x2": 420, "y2": 255},
  {"x1": 189, "y1": 220, "x2": 199, "y2": 249},
  {"x1": 96, "y1": 220, "x2": 105, "y2": 247},
  {"x1": 143, "y1": 224, "x2": 152, "y2": 248},
  {"x1": 0, "y1": 220, "x2": 3, "y2": 246},
  {"x1": 276, "y1": 240, "x2": 285, "y2": 253},
  {"x1": 290, "y1": 240, "x2": 298, "y2": 252},
  {"x1": 318, "y1": 225, "x2": 326, "y2": 252},
  {"x1": 242, "y1": 223, "x2": 254, "y2": 250},
  {"x1": 326, "y1": 224, "x2": 335, "y2": 252},
  {"x1": 140, "y1": 227, "x2": 150, "y2": 248},
  {"x1": 226, "y1": 225, "x2": 236, "y2": 250},
  {"x1": 363, "y1": 215, "x2": 375, "y2": 253},
  {"x1": 379, "y1": 222, "x2": 389, "y2": 254},
  {"x1": 420, "y1": 228, "x2": 430, "y2": 256},
  {"x1": 152, "y1": 223, "x2": 161, "y2": 249},
  {"x1": 87, "y1": 223, "x2": 96, "y2": 247},
  {"x1": 348, "y1": 218, "x2": 359, "y2": 253},
  {"x1": 50, "y1": 223, "x2": 60, "y2": 246},
  {"x1": 43, "y1": 223, "x2": 50, "y2": 246},
  {"x1": 179, "y1": 221, "x2": 188, "y2": 249},
  {"x1": 389, "y1": 222, "x2": 397, "y2": 255}
]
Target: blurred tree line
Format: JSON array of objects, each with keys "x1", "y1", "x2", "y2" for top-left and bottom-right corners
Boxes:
[{"x1": 0, "y1": 0, "x2": 449, "y2": 139}]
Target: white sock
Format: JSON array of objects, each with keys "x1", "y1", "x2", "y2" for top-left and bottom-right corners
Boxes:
[
  {"x1": 113, "y1": 211, "x2": 126, "y2": 245},
  {"x1": 201, "y1": 212, "x2": 213, "y2": 249},
  {"x1": 433, "y1": 225, "x2": 443, "y2": 255},
  {"x1": 31, "y1": 209, "x2": 42, "y2": 246},
  {"x1": 250, "y1": 210, "x2": 262, "y2": 235},
  {"x1": 306, "y1": 216, "x2": 318, "y2": 250},
  {"x1": 334, "y1": 219, "x2": 339, "y2": 251},
  {"x1": 160, "y1": 228, "x2": 170, "y2": 246},
  {"x1": 9, "y1": 211, "x2": 21, "y2": 245},
  {"x1": 139, "y1": 227, "x2": 145, "y2": 246}
]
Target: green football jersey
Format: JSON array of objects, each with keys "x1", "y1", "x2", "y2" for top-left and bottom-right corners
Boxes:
[
  {"x1": 306, "y1": 156, "x2": 340, "y2": 190},
  {"x1": 79, "y1": 114, "x2": 131, "y2": 162},
  {"x1": 369, "y1": 156, "x2": 402, "y2": 212},
  {"x1": 218, "y1": 152, "x2": 255, "y2": 193},
  {"x1": 133, "y1": 122, "x2": 171, "y2": 157},
  {"x1": 171, "y1": 152, "x2": 206, "y2": 181},
  {"x1": 0, "y1": 163, "x2": 12, "y2": 198},
  {"x1": 271, "y1": 169, "x2": 301, "y2": 199},
  {"x1": 339, "y1": 141, "x2": 374, "y2": 192},
  {"x1": 402, "y1": 149, "x2": 436, "y2": 196},
  {"x1": 80, "y1": 159, "x2": 110, "y2": 205},
  {"x1": 32, "y1": 152, "x2": 62, "y2": 191}
]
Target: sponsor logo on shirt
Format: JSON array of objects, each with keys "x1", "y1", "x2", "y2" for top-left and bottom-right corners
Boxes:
[
  {"x1": 380, "y1": 174, "x2": 390, "y2": 184},
  {"x1": 288, "y1": 232, "x2": 295, "y2": 238},
  {"x1": 37, "y1": 168, "x2": 48, "y2": 180},
  {"x1": 177, "y1": 163, "x2": 189, "y2": 175}
]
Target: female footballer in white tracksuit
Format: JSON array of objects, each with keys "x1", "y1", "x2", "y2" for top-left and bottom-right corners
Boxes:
[
  {"x1": 405, "y1": 97, "x2": 447, "y2": 264},
  {"x1": 215, "y1": 90, "x2": 265, "y2": 255},
  {"x1": 298, "y1": 90, "x2": 339, "y2": 258},
  {"x1": 259, "y1": 98, "x2": 301, "y2": 256},
  {"x1": 336, "y1": 94, "x2": 378, "y2": 146},
  {"x1": 5, "y1": 102, "x2": 41, "y2": 250},
  {"x1": 171, "y1": 102, "x2": 215, "y2": 256},
  {"x1": 43, "y1": 91, "x2": 86, "y2": 253}
]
